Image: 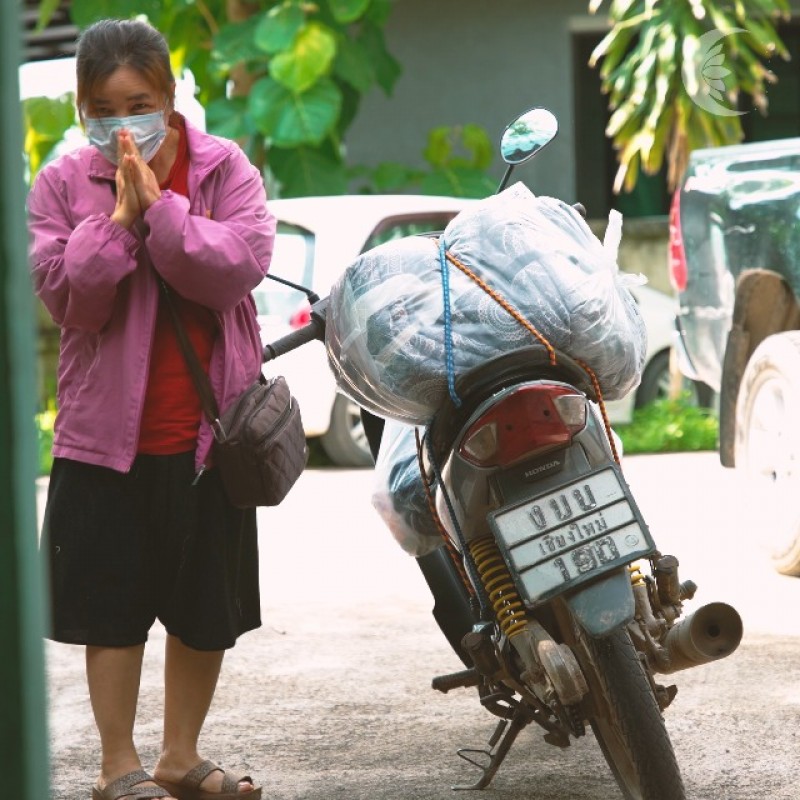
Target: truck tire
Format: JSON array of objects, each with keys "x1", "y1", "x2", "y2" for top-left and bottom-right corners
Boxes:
[{"x1": 735, "y1": 331, "x2": 800, "y2": 576}]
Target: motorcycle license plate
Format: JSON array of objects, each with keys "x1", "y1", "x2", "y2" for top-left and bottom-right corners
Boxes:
[{"x1": 488, "y1": 465, "x2": 655, "y2": 607}]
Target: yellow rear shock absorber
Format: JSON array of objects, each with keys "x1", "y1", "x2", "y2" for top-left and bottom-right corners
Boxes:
[
  {"x1": 469, "y1": 537, "x2": 528, "y2": 639},
  {"x1": 629, "y1": 563, "x2": 646, "y2": 587}
]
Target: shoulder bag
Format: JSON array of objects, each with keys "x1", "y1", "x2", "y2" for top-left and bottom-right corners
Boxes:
[{"x1": 137, "y1": 228, "x2": 307, "y2": 508}]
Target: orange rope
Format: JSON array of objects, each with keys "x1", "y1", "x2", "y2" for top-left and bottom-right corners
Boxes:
[
  {"x1": 574, "y1": 357, "x2": 620, "y2": 465},
  {"x1": 443, "y1": 248, "x2": 557, "y2": 366},
  {"x1": 439, "y1": 241, "x2": 620, "y2": 466}
]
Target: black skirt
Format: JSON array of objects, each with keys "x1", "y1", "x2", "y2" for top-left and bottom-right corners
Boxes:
[{"x1": 41, "y1": 453, "x2": 261, "y2": 651}]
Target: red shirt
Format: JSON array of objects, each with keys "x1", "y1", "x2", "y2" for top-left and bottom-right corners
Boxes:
[{"x1": 138, "y1": 119, "x2": 217, "y2": 455}]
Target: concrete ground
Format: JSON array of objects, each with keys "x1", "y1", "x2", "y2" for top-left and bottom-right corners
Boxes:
[{"x1": 42, "y1": 453, "x2": 800, "y2": 799}]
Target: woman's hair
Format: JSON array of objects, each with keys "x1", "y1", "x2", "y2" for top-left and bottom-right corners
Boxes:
[{"x1": 75, "y1": 18, "x2": 175, "y2": 120}]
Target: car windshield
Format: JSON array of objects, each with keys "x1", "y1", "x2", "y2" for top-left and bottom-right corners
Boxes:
[{"x1": 251, "y1": 222, "x2": 315, "y2": 322}]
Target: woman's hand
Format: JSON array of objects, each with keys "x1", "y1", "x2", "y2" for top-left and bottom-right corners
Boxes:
[
  {"x1": 110, "y1": 149, "x2": 141, "y2": 230},
  {"x1": 118, "y1": 129, "x2": 162, "y2": 213}
]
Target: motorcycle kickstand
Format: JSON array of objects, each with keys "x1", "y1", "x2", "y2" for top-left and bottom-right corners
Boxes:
[{"x1": 452, "y1": 706, "x2": 532, "y2": 790}]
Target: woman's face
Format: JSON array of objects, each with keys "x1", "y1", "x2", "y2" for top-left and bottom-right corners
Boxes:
[
  {"x1": 82, "y1": 64, "x2": 173, "y2": 164},
  {"x1": 83, "y1": 64, "x2": 166, "y2": 119}
]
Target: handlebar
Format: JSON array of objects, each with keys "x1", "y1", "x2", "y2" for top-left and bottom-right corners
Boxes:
[{"x1": 262, "y1": 296, "x2": 329, "y2": 363}]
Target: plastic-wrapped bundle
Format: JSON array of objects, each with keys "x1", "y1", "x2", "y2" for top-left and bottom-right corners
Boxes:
[
  {"x1": 370, "y1": 420, "x2": 443, "y2": 557},
  {"x1": 326, "y1": 183, "x2": 646, "y2": 425}
]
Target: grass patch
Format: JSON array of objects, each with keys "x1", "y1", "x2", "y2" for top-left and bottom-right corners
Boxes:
[{"x1": 615, "y1": 394, "x2": 719, "y2": 455}]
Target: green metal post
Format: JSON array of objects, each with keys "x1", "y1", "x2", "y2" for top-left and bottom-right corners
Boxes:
[{"x1": 0, "y1": 1, "x2": 51, "y2": 796}]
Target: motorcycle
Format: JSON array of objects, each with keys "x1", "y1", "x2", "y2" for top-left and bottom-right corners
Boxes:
[{"x1": 260, "y1": 107, "x2": 743, "y2": 800}]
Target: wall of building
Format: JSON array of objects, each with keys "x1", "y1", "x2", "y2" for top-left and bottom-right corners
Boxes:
[{"x1": 347, "y1": 0, "x2": 605, "y2": 205}]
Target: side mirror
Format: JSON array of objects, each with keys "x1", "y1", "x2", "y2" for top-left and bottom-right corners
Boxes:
[{"x1": 500, "y1": 107, "x2": 558, "y2": 165}]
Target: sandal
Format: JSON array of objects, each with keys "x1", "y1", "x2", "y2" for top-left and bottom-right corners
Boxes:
[
  {"x1": 154, "y1": 760, "x2": 262, "y2": 800},
  {"x1": 92, "y1": 769, "x2": 174, "y2": 800}
]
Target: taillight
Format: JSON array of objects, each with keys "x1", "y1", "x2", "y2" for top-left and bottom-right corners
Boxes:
[
  {"x1": 289, "y1": 302, "x2": 311, "y2": 329},
  {"x1": 459, "y1": 384, "x2": 587, "y2": 467},
  {"x1": 668, "y1": 190, "x2": 687, "y2": 293}
]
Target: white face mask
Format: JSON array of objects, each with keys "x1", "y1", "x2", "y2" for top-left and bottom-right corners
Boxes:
[{"x1": 84, "y1": 110, "x2": 168, "y2": 165}]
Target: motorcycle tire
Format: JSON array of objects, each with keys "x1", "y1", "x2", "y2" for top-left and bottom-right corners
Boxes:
[{"x1": 580, "y1": 628, "x2": 686, "y2": 800}]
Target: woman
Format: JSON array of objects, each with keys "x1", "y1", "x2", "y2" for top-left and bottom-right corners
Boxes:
[{"x1": 27, "y1": 18, "x2": 274, "y2": 800}]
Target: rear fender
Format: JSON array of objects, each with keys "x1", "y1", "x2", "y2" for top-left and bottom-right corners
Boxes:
[{"x1": 565, "y1": 568, "x2": 634, "y2": 637}]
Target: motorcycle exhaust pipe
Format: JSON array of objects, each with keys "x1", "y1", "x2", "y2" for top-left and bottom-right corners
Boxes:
[{"x1": 657, "y1": 602, "x2": 743, "y2": 674}]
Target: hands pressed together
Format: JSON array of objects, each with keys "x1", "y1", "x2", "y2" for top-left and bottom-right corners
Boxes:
[{"x1": 110, "y1": 130, "x2": 162, "y2": 230}]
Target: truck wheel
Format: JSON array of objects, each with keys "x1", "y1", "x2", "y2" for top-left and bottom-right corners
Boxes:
[
  {"x1": 320, "y1": 393, "x2": 375, "y2": 467},
  {"x1": 735, "y1": 331, "x2": 800, "y2": 576}
]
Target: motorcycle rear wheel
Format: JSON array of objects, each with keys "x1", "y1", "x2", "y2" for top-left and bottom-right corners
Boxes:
[{"x1": 581, "y1": 629, "x2": 685, "y2": 800}]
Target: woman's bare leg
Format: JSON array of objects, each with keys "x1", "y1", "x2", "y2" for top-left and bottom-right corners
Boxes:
[
  {"x1": 86, "y1": 644, "x2": 174, "y2": 796},
  {"x1": 154, "y1": 634, "x2": 254, "y2": 794}
]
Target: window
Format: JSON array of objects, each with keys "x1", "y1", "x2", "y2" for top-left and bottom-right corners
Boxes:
[
  {"x1": 741, "y1": 22, "x2": 800, "y2": 142},
  {"x1": 251, "y1": 222, "x2": 315, "y2": 322},
  {"x1": 572, "y1": 31, "x2": 671, "y2": 219},
  {"x1": 363, "y1": 213, "x2": 462, "y2": 250}
]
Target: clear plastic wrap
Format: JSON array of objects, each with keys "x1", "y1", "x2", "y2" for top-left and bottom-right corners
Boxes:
[
  {"x1": 370, "y1": 420, "x2": 443, "y2": 557},
  {"x1": 326, "y1": 182, "x2": 647, "y2": 425}
]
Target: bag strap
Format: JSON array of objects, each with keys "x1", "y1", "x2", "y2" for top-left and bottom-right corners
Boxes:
[
  {"x1": 160, "y1": 278, "x2": 222, "y2": 424},
  {"x1": 134, "y1": 220, "x2": 223, "y2": 434}
]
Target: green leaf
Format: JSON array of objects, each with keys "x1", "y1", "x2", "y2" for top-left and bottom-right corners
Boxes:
[
  {"x1": 69, "y1": 0, "x2": 163, "y2": 27},
  {"x1": 183, "y1": 51, "x2": 224, "y2": 107},
  {"x1": 334, "y1": 37, "x2": 375, "y2": 92},
  {"x1": 589, "y1": 23, "x2": 638, "y2": 73},
  {"x1": 460, "y1": 124, "x2": 494, "y2": 170},
  {"x1": 271, "y1": 22, "x2": 338, "y2": 93},
  {"x1": 205, "y1": 96, "x2": 257, "y2": 141},
  {"x1": 23, "y1": 94, "x2": 78, "y2": 178},
  {"x1": 419, "y1": 167, "x2": 495, "y2": 199},
  {"x1": 335, "y1": 81, "x2": 361, "y2": 136},
  {"x1": 368, "y1": 161, "x2": 422, "y2": 193},
  {"x1": 37, "y1": 0, "x2": 62, "y2": 30},
  {"x1": 357, "y1": 21, "x2": 401, "y2": 95},
  {"x1": 326, "y1": 0, "x2": 371, "y2": 24},
  {"x1": 420, "y1": 123, "x2": 493, "y2": 172},
  {"x1": 211, "y1": 19, "x2": 264, "y2": 72},
  {"x1": 269, "y1": 146, "x2": 348, "y2": 197},
  {"x1": 249, "y1": 76, "x2": 342, "y2": 147},
  {"x1": 160, "y1": 6, "x2": 214, "y2": 77},
  {"x1": 254, "y1": 4, "x2": 305, "y2": 55},
  {"x1": 423, "y1": 127, "x2": 452, "y2": 168},
  {"x1": 741, "y1": 16, "x2": 791, "y2": 59},
  {"x1": 643, "y1": 100, "x2": 675, "y2": 175},
  {"x1": 24, "y1": 94, "x2": 77, "y2": 135},
  {"x1": 366, "y1": 0, "x2": 393, "y2": 25}
]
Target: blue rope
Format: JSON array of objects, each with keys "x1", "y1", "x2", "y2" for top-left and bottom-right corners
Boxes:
[{"x1": 438, "y1": 238, "x2": 462, "y2": 408}]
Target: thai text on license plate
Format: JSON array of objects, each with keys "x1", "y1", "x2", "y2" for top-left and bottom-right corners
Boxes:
[{"x1": 489, "y1": 465, "x2": 654, "y2": 606}]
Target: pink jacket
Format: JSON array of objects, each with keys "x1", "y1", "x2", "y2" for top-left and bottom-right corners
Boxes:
[{"x1": 27, "y1": 116, "x2": 276, "y2": 473}]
